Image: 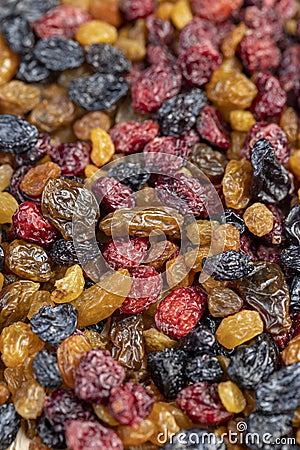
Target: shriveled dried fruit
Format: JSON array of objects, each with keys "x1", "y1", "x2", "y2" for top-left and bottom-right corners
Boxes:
[
  {"x1": 230, "y1": 110, "x2": 255, "y2": 132},
  {"x1": 66, "y1": 420, "x2": 123, "y2": 450},
  {"x1": 90, "y1": 128, "x2": 114, "y2": 167},
  {"x1": 75, "y1": 20, "x2": 118, "y2": 46},
  {"x1": 208, "y1": 287, "x2": 243, "y2": 318},
  {"x1": 51, "y1": 265, "x2": 85, "y2": 303},
  {"x1": 218, "y1": 381, "x2": 246, "y2": 414},
  {"x1": 57, "y1": 334, "x2": 91, "y2": 388},
  {"x1": 0, "y1": 192, "x2": 19, "y2": 224},
  {"x1": 20, "y1": 162, "x2": 61, "y2": 197},
  {"x1": 33, "y1": 349, "x2": 63, "y2": 390},
  {"x1": 29, "y1": 95, "x2": 76, "y2": 133},
  {"x1": 143, "y1": 328, "x2": 178, "y2": 353},
  {"x1": 243, "y1": 203, "x2": 274, "y2": 237},
  {"x1": 203, "y1": 250, "x2": 252, "y2": 281},
  {"x1": 211, "y1": 223, "x2": 240, "y2": 254},
  {"x1": 73, "y1": 111, "x2": 111, "y2": 140},
  {"x1": 0, "y1": 81, "x2": 40, "y2": 115},
  {"x1": 191, "y1": 0, "x2": 242, "y2": 22},
  {"x1": 0, "y1": 403, "x2": 21, "y2": 450},
  {"x1": 222, "y1": 159, "x2": 253, "y2": 209},
  {"x1": 14, "y1": 379, "x2": 46, "y2": 419}
]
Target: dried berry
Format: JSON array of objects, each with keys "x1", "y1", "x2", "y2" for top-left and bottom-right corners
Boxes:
[
  {"x1": 243, "y1": 203, "x2": 274, "y2": 237},
  {"x1": 37, "y1": 415, "x2": 66, "y2": 449},
  {"x1": 218, "y1": 381, "x2": 246, "y2": 414},
  {"x1": 196, "y1": 105, "x2": 230, "y2": 149},
  {"x1": 120, "y1": 0, "x2": 155, "y2": 21},
  {"x1": 1, "y1": 15, "x2": 35, "y2": 55},
  {"x1": 185, "y1": 353, "x2": 223, "y2": 384},
  {"x1": 144, "y1": 136, "x2": 190, "y2": 172},
  {"x1": 284, "y1": 205, "x2": 300, "y2": 245},
  {"x1": 110, "y1": 120, "x2": 159, "y2": 154},
  {"x1": 30, "y1": 304, "x2": 78, "y2": 346},
  {"x1": 66, "y1": 420, "x2": 123, "y2": 450},
  {"x1": 16, "y1": 52, "x2": 53, "y2": 84},
  {"x1": 86, "y1": 43, "x2": 131, "y2": 75},
  {"x1": 250, "y1": 72, "x2": 287, "y2": 122},
  {"x1": 191, "y1": 0, "x2": 242, "y2": 22},
  {"x1": 14, "y1": 379, "x2": 46, "y2": 419},
  {"x1": 203, "y1": 250, "x2": 252, "y2": 281},
  {"x1": 220, "y1": 209, "x2": 245, "y2": 234},
  {"x1": 208, "y1": 286, "x2": 243, "y2": 318},
  {"x1": 108, "y1": 162, "x2": 150, "y2": 191},
  {"x1": 281, "y1": 245, "x2": 300, "y2": 272},
  {"x1": 190, "y1": 144, "x2": 228, "y2": 182},
  {"x1": 49, "y1": 239, "x2": 79, "y2": 266},
  {"x1": 14, "y1": 134, "x2": 52, "y2": 168},
  {"x1": 147, "y1": 348, "x2": 188, "y2": 400},
  {"x1": 181, "y1": 323, "x2": 216, "y2": 355},
  {"x1": 239, "y1": 35, "x2": 281, "y2": 74},
  {"x1": 102, "y1": 237, "x2": 149, "y2": 270},
  {"x1": 92, "y1": 177, "x2": 134, "y2": 212},
  {"x1": 0, "y1": 114, "x2": 38, "y2": 154},
  {"x1": 75, "y1": 348, "x2": 125, "y2": 404},
  {"x1": 179, "y1": 17, "x2": 220, "y2": 52},
  {"x1": 0, "y1": 403, "x2": 21, "y2": 450},
  {"x1": 49, "y1": 142, "x2": 90, "y2": 176},
  {"x1": 34, "y1": 37, "x2": 84, "y2": 71},
  {"x1": 33, "y1": 349, "x2": 63, "y2": 390}
]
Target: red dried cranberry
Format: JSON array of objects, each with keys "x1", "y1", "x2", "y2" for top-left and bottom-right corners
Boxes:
[
  {"x1": 191, "y1": 0, "x2": 243, "y2": 22},
  {"x1": 215, "y1": 20, "x2": 235, "y2": 41},
  {"x1": 144, "y1": 136, "x2": 191, "y2": 172},
  {"x1": 102, "y1": 237, "x2": 149, "y2": 270},
  {"x1": 49, "y1": 142, "x2": 90, "y2": 176},
  {"x1": 178, "y1": 42, "x2": 221, "y2": 87},
  {"x1": 110, "y1": 120, "x2": 159, "y2": 154},
  {"x1": 75, "y1": 349, "x2": 125, "y2": 404},
  {"x1": 146, "y1": 15, "x2": 174, "y2": 46},
  {"x1": 275, "y1": 0, "x2": 298, "y2": 20},
  {"x1": 182, "y1": 129, "x2": 200, "y2": 148},
  {"x1": 12, "y1": 201, "x2": 59, "y2": 247},
  {"x1": 241, "y1": 122, "x2": 290, "y2": 164},
  {"x1": 44, "y1": 390, "x2": 94, "y2": 433},
  {"x1": 273, "y1": 332, "x2": 291, "y2": 350},
  {"x1": 176, "y1": 382, "x2": 234, "y2": 425},
  {"x1": 238, "y1": 35, "x2": 281, "y2": 74},
  {"x1": 147, "y1": 45, "x2": 176, "y2": 66},
  {"x1": 66, "y1": 420, "x2": 123, "y2": 450},
  {"x1": 256, "y1": 245, "x2": 282, "y2": 265},
  {"x1": 33, "y1": 5, "x2": 91, "y2": 39},
  {"x1": 131, "y1": 64, "x2": 181, "y2": 113},
  {"x1": 178, "y1": 17, "x2": 220, "y2": 52},
  {"x1": 250, "y1": 72, "x2": 287, "y2": 121},
  {"x1": 261, "y1": 205, "x2": 286, "y2": 246},
  {"x1": 15, "y1": 134, "x2": 52, "y2": 168},
  {"x1": 108, "y1": 382, "x2": 154, "y2": 426},
  {"x1": 154, "y1": 286, "x2": 207, "y2": 339},
  {"x1": 196, "y1": 105, "x2": 230, "y2": 149},
  {"x1": 120, "y1": 266, "x2": 162, "y2": 314},
  {"x1": 243, "y1": 6, "x2": 283, "y2": 41},
  {"x1": 239, "y1": 233, "x2": 257, "y2": 261},
  {"x1": 120, "y1": 0, "x2": 155, "y2": 21},
  {"x1": 92, "y1": 177, "x2": 134, "y2": 212}
]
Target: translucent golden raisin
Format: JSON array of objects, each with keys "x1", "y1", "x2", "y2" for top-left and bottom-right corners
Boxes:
[
  {"x1": 227, "y1": 131, "x2": 247, "y2": 160},
  {"x1": 166, "y1": 255, "x2": 194, "y2": 289},
  {"x1": 14, "y1": 380, "x2": 45, "y2": 419},
  {"x1": 222, "y1": 159, "x2": 253, "y2": 209},
  {"x1": 282, "y1": 334, "x2": 300, "y2": 365},
  {"x1": 83, "y1": 329, "x2": 108, "y2": 349},
  {"x1": 280, "y1": 107, "x2": 298, "y2": 146},
  {"x1": 4, "y1": 368, "x2": 25, "y2": 395},
  {"x1": 62, "y1": 0, "x2": 90, "y2": 9},
  {"x1": 0, "y1": 164, "x2": 13, "y2": 191},
  {"x1": 0, "y1": 36, "x2": 19, "y2": 86},
  {"x1": 186, "y1": 220, "x2": 220, "y2": 246},
  {"x1": 199, "y1": 274, "x2": 229, "y2": 293},
  {"x1": 27, "y1": 291, "x2": 55, "y2": 320},
  {"x1": 93, "y1": 404, "x2": 119, "y2": 426},
  {"x1": 289, "y1": 150, "x2": 300, "y2": 180},
  {"x1": 211, "y1": 224, "x2": 240, "y2": 254},
  {"x1": 0, "y1": 192, "x2": 18, "y2": 224},
  {"x1": 90, "y1": 128, "x2": 115, "y2": 167},
  {"x1": 185, "y1": 246, "x2": 211, "y2": 273},
  {"x1": 218, "y1": 381, "x2": 246, "y2": 414},
  {"x1": 89, "y1": 0, "x2": 122, "y2": 27},
  {"x1": 155, "y1": 2, "x2": 175, "y2": 20},
  {"x1": 221, "y1": 23, "x2": 247, "y2": 58},
  {"x1": 0, "y1": 81, "x2": 41, "y2": 115},
  {"x1": 148, "y1": 402, "x2": 180, "y2": 446},
  {"x1": 73, "y1": 111, "x2": 111, "y2": 140},
  {"x1": 76, "y1": 20, "x2": 117, "y2": 45},
  {"x1": 85, "y1": 164, "x2": 99, "y2": 178},
  {"x1": 30, "y1": 95, "x2": 75, "y2": 133},
  {"x1": 115, "y1": 37, "x2": 146, "y2": 62},
  {"x1": 243, "y1": 203, "x2": 274, "y2": 237},
  {"x1": 117, "y1": 419, "x2": 156, "y2": 446},
  {"x1": 0, "y1": 383, "x2": 10, "y2": 405},
  {"x1": 57, "y1": 334, "x2": 91, "y2": 388},
  {"x1": 51, "y1": 265, "x2": 85, "y2": 303},
  {"x1": 208, "y1": 287, "x2": 243, "y2": 318},
  {"x1": 171, "y1": 0, "x2": 193, "y2": 29},
  {"x1": 143, "y1": 328, "x2": 179, "y2": 353},
  {"x1": 216, "y1": 310, "x2": 264, "y2": 350},
  {"x1": 229, "y1": 110, "x2": 256, "y2": 132},
  {"x1": 20, "y1": 162, "x2": 61, "y2": 197}
]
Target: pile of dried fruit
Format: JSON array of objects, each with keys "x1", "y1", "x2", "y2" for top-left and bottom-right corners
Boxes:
[{"x1": 0, "y1": 0, "x2": 299, "y2": 449}]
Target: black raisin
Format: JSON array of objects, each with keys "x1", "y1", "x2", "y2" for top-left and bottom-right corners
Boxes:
[
  {"x1": 0, "y1": 0, "x2": 59, "y2": 22},
  {"x1": 0, "y1": 403, "x2": 21, "y2": 450},
  {"x1": 185, "y1": 353, "x2": 223, "y2": 383},
  {"x1": 203, "y1": 250, "x2": 253, "y2": 281},
  {"x1": 284, "y1": 205, "x2": 300, "y2": 245},
  {"x1": 220, "y1": 209, "x2": 246, "y2": 234},
  {"x1": 86, "y1": 43, "x2": 131, "y2": 75},
  {"x1": 0, "y1": 115, "x2": 39, "y2": 154},
  {"x1": 227, "y1": 333, "x2": 280, "y2": 390},
  {"x1": 34, "y1": 37, "x2": 85, "y2": 71},
  {"x1": 163, "y1": 428, "x2": 226, "y2": 450},
  {"x1": 85, "y1": 319, "x2": 107, "y2": 334},
  {"x1": 30, "y1": 304, "x2": 78, "y2": 346},
  {"x1": 38, "y1": 415, "x2": 66, "y2": 450},
  {"x1": 108, "y1": 162, "x2": 150, "y2": 191},
  {"x1": 181, "y1": 323, "x2": 216, "y2": 355},
  {"x1": 16, "y1": 52, "x2": 53, "y2": 84},
  {"x1": 290, "y1": 275, "x2": 300, "y2": 311},
  {"x1": 49, "y1": 239, "x2": 79, "y2": 266},
  {"x1": 1, "y1": 15, "x2": 35, "y2": 54},
  {"x1": 33, "y1": 349, "x2": 63, "y2": 390},
  {"x1": 156, "y1": 89, "x2": 207, "y2": 137},
  {"x1": 281, "y1": 245, "x2": 300, "y2": 272},
  {"x1": 0, "y1": 245, "x2": 4, "y2": 271}
]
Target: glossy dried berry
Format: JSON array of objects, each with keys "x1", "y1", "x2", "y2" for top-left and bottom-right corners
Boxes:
[
  {"x1": 0, "y1": 403, "x2": 21, "y2": 450},
  {"x1": 1, "y1": 15, "x2": 35, "y2": 55},
  {"x1": 203, "y1": 250, "x2": 252, "y2": 281},
  {"x1": 30, "y1": 304, "x2": 78, "y2": 346},
  {"x1": 86, "y1": 43, "x2": 131, "y2": 75},
  {"x1": 66, "y1": 420, "x2": 123, "y2": 450},
  {"x1": 281, "y1": 245, "x2": 300, "y2": 272},
  {"x1": 108, "y1": 162, "x2": 150, "y2": 191},
  {"x1": 34, "y1": 37, "x2": 84, "y2": 71},
  {"x1": 243, "y1": 203, "x2": 274, "y2": 237},
  {"x1": 155, "y1": 286, "x2": 207, "y2": 339},
  {"x1": 20, "y1": 162, "x2": 61, "y2": 198},
  {"x1": 147, "y1": 348, "x2": 188, "y2": 400},
  {"x1": 284, "y1": 205, "x2": 300, "y2": 245},
  {"x1": 196, "y1": 105, "x2": 230, "y2": 149},
  {"x1": 49, "y1": 142, "x2": 90, "y2": 176},
  {"x1": 120, "y1": 0, "x2": 155, "y2": 21},
  {"x1": 190, "y1": 144, "x2": 227, "y2": 182},
  {"x1": 250, "y1": 72, "x2": 287, "y2": 122},
  {"x1": 33, "y1": 349, "x2": 62, "y2": 390},
  {"x1": 185, "y1": 353, "x2": 223, "y2": 384},
  {"x1": 68, "y1": 73, "x2": 129, "y2": 111},
  {"x1": 92, "y1": 177, "x2": 134, "y2": 212},
  {"x1": 110, "y1": 120, "x2": 159, "y2": 154},
  {"x1": 0, "y1": 114, "x2": 38, "y2": 154},
  {"x1": 208, "y1": 287, "x2": 243, "y2": 318},
  {"x1": 181, "y1": 322, "x2": 216, "y2": 355},
  {"x1": 75, "y1": 348, "x2": 125, "y2": 404},
  {"x1": 49, "y1": 239, "x2": 79, "y2": 266}
]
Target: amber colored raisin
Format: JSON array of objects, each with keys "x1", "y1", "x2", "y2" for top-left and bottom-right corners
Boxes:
[
  {"x1": 62, "y1": 0, "x2": 90, "y2": 9},
  {"x1": 243, "y1": 203, "x2": 274, "y2": 237},
  {"x1": 218, "y1": 381, "x2": 246, "y2": 414},
  {"x1": 117, "y1": 419, "x2": 156, "y2": 446},
  {"x1": 20, "y1": 162, "x2": 61, "y2": 197},
  {"x1": 191, "y1": 0, "x2": 242, "y2": 22},
  {"x1": 200, "y1": 275, "x2": 229, "y2": 294},
  {"x1": 90, "y1": 128, "x2": 115, "y2": 167},
  {"x1": 166, "y1": 256, "x2": 195, "y2": 290},
  {"x1": 57, "y1": 335, "x2": 92, "y2": 388},
  {"x1": 221, "y1": 22, "x2": 247, "y2": 58},
  {"x1": 289, "y1": 150, "x2": 300, "y2": 181},
  {"x1": 211, "y1": 224, "x2": 240, "y2": 255},
  {"x1": 143, "y1": 328, "x2": 179, "y2": 353},
  {"x1": 282, "y1": 334, "x2": 300, "y2": 365},
  {"x1": 0, "y1": 383, "x2": 10, "y2": 406},
  {"x1": 73, "y1": 111, "x2": 111, "y2": 140},
  {"x1": 185, "y1": 246, "x2": 211, "y2": 273},
  {"x1": 27, "y1": 291, "x2": 55, "y2": 320},
  {"x1": 0, "y1": 192, "x2": 18, "y2": 224},
  {"x1": 51, "y1": 265, "x2": 85, "y2": 303},
  {"x1": 89, "y1": 0, "x2": 122, "y2": 27},
  {"x1": 76, "y1": 20, "x2": 117, "y2": 45},
  {"x1": 216, "y1": 310, "x2": 264, "y2": 350},
  {"x1": 230, "y1": 110, "x2": 256, "y2": 132},
  {"x1": 14, "y1": 380, "x2": 46, "y2": 419},
  {"x1": 0, "y1": 81, "x2": 41, "y2": 115},
  {"x1": 0, "y1": 164, "x2": 13, "y2": 192},
  {"x1": 171, "y1": 0, "x2": 193, "y2": 30},
  {"x1": 93, "y1": 404, "x2": 119, "y2": 426},
  {"x1": 280, "y1": 107, "x2": 298, "y2": 146},
  {"x1": 186, "y1": 220, "x2": 220, "y2": 246},
  {"x1": 148, "y1": 402, "x2": 180, "y2": 446},
  {"x1": 222, "y1": 159, "x2": 253, "y2": 209},
  {"x1": 144, "y1": 240, "x2": 179, "y2": 271},
  {"x1": 208, "y1": 287, "x2": 243, "y2": 318},
  {"x1": 30, "y1": 95, "x2": 75, "y2": 133},
  {"x1": 0, "y1": 36, "x2": 19, "y2": 86},
  {"x1": 227, "y1": 131, "x2": 247, "y2": 160},
  {"x1": 85, "y1": 164, "x2": 99, "y2": 178}
]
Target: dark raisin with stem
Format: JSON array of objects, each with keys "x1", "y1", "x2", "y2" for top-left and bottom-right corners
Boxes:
[
  {"x1": 38, "y1": 415, "x2": 66, "y2": 449},
  {"x1": 290, "y1": 276, "x2": 300, "y2": 311},
  {"x1": 68, "y1": 73, "x2": 129, "y2": 111},
  {"x1": 120, "y1": 0, "x2": 155, "y2": 21},
  {"x1": 14, "y1": 134, "x2": 51, "y2": 168},
  {"x1": 34, "y1": 37, "x2": 84, "y2": 72},
  {"x1": 131, "y1": 64, "x2": 181, "y2": 113},
  {"x1": 144, "y1": 136, "x2": 190, "y2": 172},
  {"x1": 49, "y1": 142, "x2": 90, "y2": 176},
  {"x1": 1, "y1": 0, "x2": 59, "y2": 22},
  {"x1": 108, "y1": 162, "x2": 150, "y2": 191},
  {"x1": 281, "y1": 245, "x2": 300, "y2": 272},
  {"x1": 156, "y1": 89, "x2": 207, "y2": 137},
  {"x1": 190, "y1": 143, "x2": 228, "y2": 182},
  {"x1": 203, "y1": 250, "x2": 252, "y2": 282},
  {"x1": 256, "y1": 362, "x2": 300, "y2": 413},
  {"x1": 250, "y1": 72, "x2": 287, "y2": 122},
  {"x1": 147, "y1": 348, "x2": 188, "y2": 400},
  {"x1": 179, "y1": 17, "x2": 220, "y2": 52},
  {"x1": 0, "y1": 115, "x2": 38, "y2": 154},
  {"x1": 163, "y1": 428, "x2": 226, "y2": 450},
  {"x1": 250, "y1": 138, "x2": 291, "y2": 204},
  {"x1": 196, "y1": 105, "x2": 230, "y2": 149},
  {"x1": 185, "y1": 353, "x2": 223, "y2": 384},
  {"x1": 86, "y1": 44, "x2": 131, "y2": 75},
  {"x1": 284, "y1": 205, "x2": 300, "y2": 245},
  {"x1": 75, "y1": 348, "x2": 125, "y2": 404},
  {"x1": 49, "y1": 239, "x2": 79, "y2": 266},
  {"x1": 181, "y1": 323, "x2": 216, "y2": 355},
  {"x1": 33, "y1": 349, "x2": 63, "y2": 390},
  {"x1": 110, "y1": 120, "x2": 159, "y2": 155},
  {"x1": 220, "y1": 209, "x2": 245, "y2": 234},
  {"x1": 30, "y1": 304, "x2": 78, "y2": 346},
  {"x1": 146, "y1": 15, "x2": 174, "y2": 46},
  {"x1": 177, "y1": 382, "x2": 234, "y2": 426},
  {"x1": 227, "y1": 333, "x2": 280, "y2": 390},
  {"x1": 108, "y1": 382, "x2": 154, "y2": 426},
  {"x1": 92, "y1": 177, "x2": 134, "y2": 212},
  {"x1": 44, "y1": 389, "x2": 94, "y2": 433},
  {"x1": 1, "y1": 15, "x2": 35, "y2": 55},
  {"x1": 102, "y1": 237, "x2": 149, "y2": 270},
  {"x1": 238, "y1": 35, "x2": 281, "y2": 74},
  {"x1": 0, "y1": 403, "x2": 21, "y2": 450},
  {"x1": 16, "y1": 52, "x2": 53, "y2": 84}
]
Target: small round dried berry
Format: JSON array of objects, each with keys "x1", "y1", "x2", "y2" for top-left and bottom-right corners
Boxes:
[
  {"x1": 102, "y1": 237, "x2": 149, "y2": 270},
  {"x1": 92, "y1": 177, "x2": 134, "y2": 212},
  {"x1": 238, "y1": 35, "x2": 281, "y2": 74},
  {"x1": 66, "y1": 420, "x2": 123, "y2": 450},
  {"x1": 108, "y1": 382, "x2": 154, "y2": 426},
  {"x1": 34, "y1": 37, "x2": 85, "y2": 71},
  {"x1": 86, "y1": 43, "x2": 131, "y2": 75},
  {"x1": 196, "y1": 105, "x2": 230, "y2": 149},
  {"x1": 75, "y1": 348, "x2": 125, "y2": 404},
  {"x1": 243, "y1": 203, "x2": 274, "y2": 237},
  {"x1": 250, "y1": 72, "x2": 287, "y2": 121},
  {"x1": 110, "y1": 120, "x2": 159, "y2": 154},
  {"x1": 49, "y1": 142, "x2": 90, "y2": 176},
  {"x1": 155, "y1": 286, "x2": 207, "y2": 339},
  {"x1": 38, "y1": 414, "x2": 66, "y2": 449}
]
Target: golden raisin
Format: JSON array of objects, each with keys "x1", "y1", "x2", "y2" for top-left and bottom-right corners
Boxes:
[
  {"x1": 211, "y1": 224, "x2": 240, "y2": 254},
  {"x1": 148, "y1": 402, "x2": 180, "y2": 446},
  {"x1": 289, "y1": 150, "x2": 300, "y2": 180},
  {"x1": 166, "y1": 255, "x2": 194, "y2": 289},
  {"x1": 143, "y1": 328, "x2": 179, "y2": 353},
  {"x1": 280, "y1": 107, "x2": 298, "y2": 146},
  {"x1": 155, "y1": 2, "x2": 175, "y2": 20},
  {"x1": 57, "y1": 334, "x2": 91, "y2": 388},
  {"x1": 27, "y1": 291, "x2": 55, "y2": 320},
  {"x1": 117, "y1": 420, "x2": 156, "y2": 446},
  {"x1": 93, "y1": 404, "x2": 119, "y2": 426},
  {"x1": 186, "y1": 220, "x2": 220, "y2": 246},
  {"x1": 216, "y1": 310, "x2": 264, "y2": 350},
  {"x1": 73, "y1": 111, "x2": 111, "y2": 140},
  {"x1": 0, "y1": 36, "x2": 19, "y2": 86},
  {"x1": 51, "y1": 265, "x2": 85, "y2": 303},
  {"x1": 0, "y1": 81, "x2": 40, "y2": 115},
  {"x1": 115, "y1": 36, "x2": 146, "y2": 62},
  {"x1": 229, "y1": 110, "x2": 256, "y2": 132},
  {"x1": 85, "y1": 164, "x2": 99, "y2": 178},
  {"x1": 221, "y1": 23, "x2": 247, "y2": 58},
  {"x1": 171, "y1": 0, "x2": 193, "y2": 29},
  {"x1": 227, "y1": 131, "x2": 247, "y2": 160},
  {"x1": 90, "y1": 128, "x2": 115, "y2": 167},
  {"x1": 218, "y1": 381, "x2": 246, "y2": 414},
  {"x1": 185, "y1": 246, "x2": 211, "y2": 273},
  {"x1": 20, "y1": 162, "x2": 61, "y2": 197},
  {"x1": 208, "y1": 287, "x2": 243, "y2": 318},
  {"x1": 62, "y1": 0, "x2": 90, "y2": 9},
  {"x1": 282, "y1": 334, "x2": 300, "y2": 365},
  {"x1": 200, "y1": 274, "x2": 229, "y2": 293},
  {"x1": 83, "y1": 328, "x2": 108, "y2": 349},
  {"x1": 14, "y1": 380, "x2": 45, "y2": 419},
  {"x1": 89, "y1": 0, "x2": 122, "y2": 27},
  {"x1": 0, "y1": 164, "x2": 13, "y2": 191},
  {"x1": 0, "y1": 192, "x2": 18, "y2": 224},
  {"x1": 76, "y1": 20, "x2": 117, "y2": 45},
  {"x1": 243, "y1": 203, "x2": 274, "y2": 237},
  {"x1": 0, "y1": 382, "x2": 10, "y2": 405},
  {"x1": 222, "y1": 159, "x2": 253, "y2": 209},
  {"x1": 0, "y1": 274, "x2": 4, "y2": 292}
]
